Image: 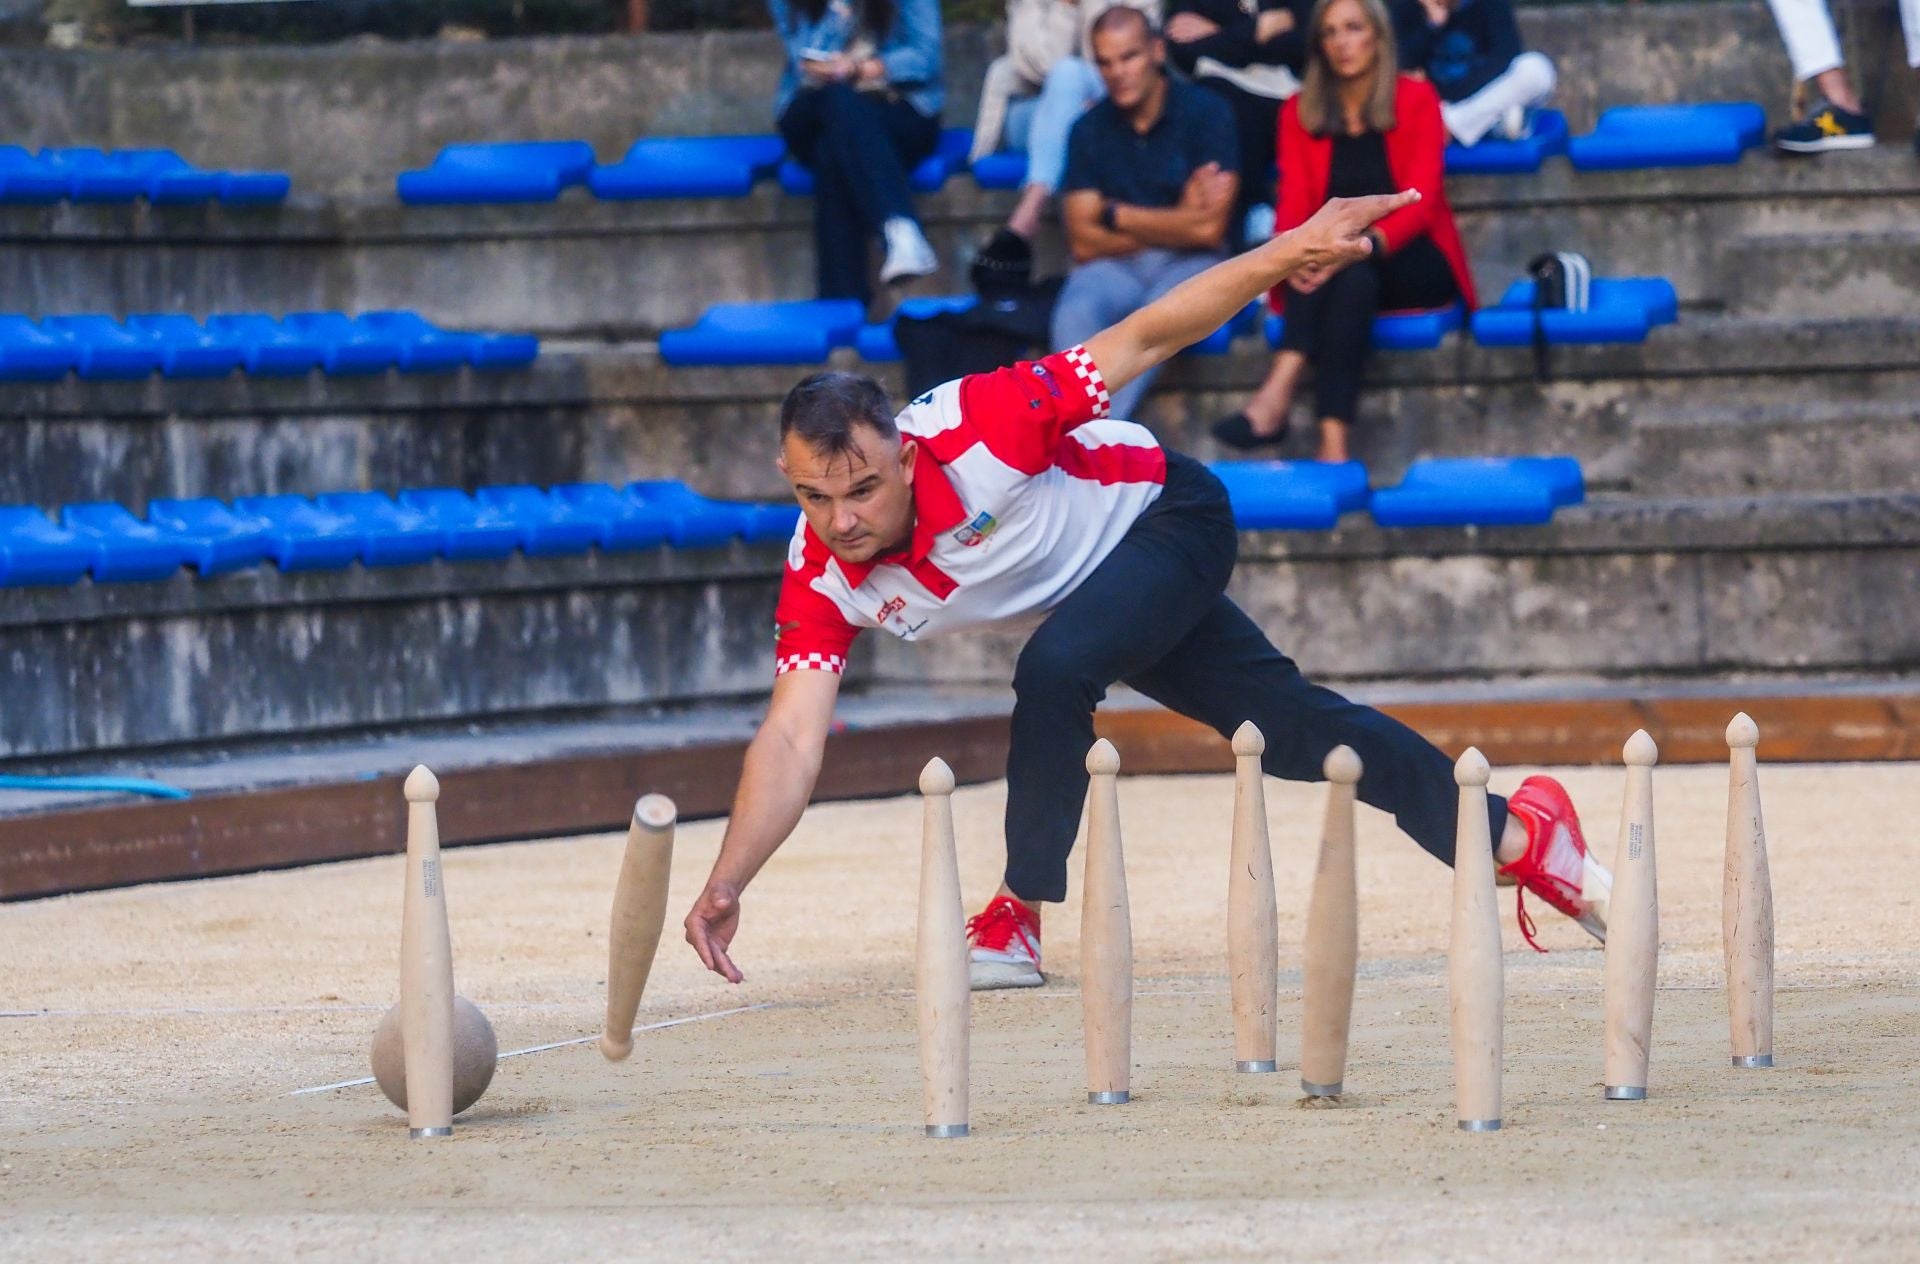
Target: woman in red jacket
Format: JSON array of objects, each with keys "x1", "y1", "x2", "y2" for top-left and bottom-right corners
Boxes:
[{"x1": 1212, "y1": 0, "x2": 1475, "y2": 461}]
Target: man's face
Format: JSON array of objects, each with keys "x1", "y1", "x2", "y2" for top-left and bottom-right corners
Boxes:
[
  {"x1": 778, "y1": 424, "x2": 919, "y2": 565},
  {"x1": 1090, "y1": 21, "x2": 1164, "y2": 113}
]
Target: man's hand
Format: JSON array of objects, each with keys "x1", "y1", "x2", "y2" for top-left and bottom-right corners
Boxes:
[
  {"x1": 1165, "y1": 12, "x2": 1221, "y2": 42},
  {"x1": 1255, "y1": 8, "x2": 1296, "y2": 41},
  {"x1": 685, "y1": 879, "x2": 745, "y2": 983},
  {"x1": 1279, "y1": 190, "x2": 1418, "y2": 274},
  {"x1": 1180, "y1": 161, "x2": 1235, "y2": 212}
]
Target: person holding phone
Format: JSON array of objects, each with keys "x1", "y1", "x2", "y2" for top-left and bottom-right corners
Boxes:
[{"x1": 770, "y1": 0, "x2": 946, "y2": 304}]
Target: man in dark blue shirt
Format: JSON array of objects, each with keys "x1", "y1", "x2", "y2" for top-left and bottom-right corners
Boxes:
[{"x1": 1053, "y1": 5, "x2": 1239, "y2": 420}]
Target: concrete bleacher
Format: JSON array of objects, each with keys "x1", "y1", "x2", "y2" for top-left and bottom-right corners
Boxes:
[{"x1": 1, "y1": 2, "x2": 1917, "y2": 764}]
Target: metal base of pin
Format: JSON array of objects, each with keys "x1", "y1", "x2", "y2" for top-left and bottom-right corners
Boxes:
[
  {"x1": 1300, "y1": 1078, "x2": 1343, "y2": 1098},
  {"x1": 408, "y1": 1126, "x2": 453, "y2": 1139},
  {"x1": 1088, "y1": 1090, "x2": 1130, "y2": 1104},
  {"x1": 1457, "y1": 1119, "x2": 1502, "y2": 1132},
  {"x1": 1732, "y1": 1054, "x2": 1774, "y2": 1069},
  {"x1": 925, "y1": 1123, "x2": 970, "y2": 1138},
  {"x1": 1604, "y1": 1085, "x2": 1648, "y2": 1101},
  {"x1": 1235, "y1": 1060, "x2": 1278, "y2": 1073}
]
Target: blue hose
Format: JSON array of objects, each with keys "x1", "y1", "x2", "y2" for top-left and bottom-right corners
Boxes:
[{"x1": 0, "y1": 775, "x2": 191, "y2": 801}]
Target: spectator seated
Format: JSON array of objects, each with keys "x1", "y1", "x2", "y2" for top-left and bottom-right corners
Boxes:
[
  {"x1": 1567, "y1": 102, "x2": 1766, "y2": 171},
  {"x1": 588, "y1": 135, "x2": 787, "y2": 200},
  {"x1": 1370, "y1": 455, "x2": 1584, "y2": 527},
  {"x1": 1209, "y1": 460, "x2": 1372, "y2": 530},
  {"x1": 1444, "y1": 109, "x2": 1570, "y2": 175},
  {"x1": 0, "y1": 315, "x2": 76, "y2": 380},
  {"x1": 0, "y1": 507, "x2": 94, "y2": 586},
  {"x1": 40, "y1": 316, "x2": 165, "y2": 380},
  {"x1": 779, "y1": 127, "x2": 973, "y2": 196},
  {"x1": 397, "y1": 140, "x2": 597, "y2": 204},
  {"x1": 144, "y1": 499, "x2": 274, "y2": 574},
  {"x1": 970, "y1": 151, "x2": 1028, "y2": 190},
  {"x1": 1470, "y1": 277, "x2": 1678, "y2": 346},
  {"x1": 59, "y1": 503, "x2": 193, "y2": 582},
  {"x1": 1265, "y1": 303, "x2": 1465, "y2": 352},
  {"x1": 660, "y1": 299, "x2": 867, "y2": 366}
]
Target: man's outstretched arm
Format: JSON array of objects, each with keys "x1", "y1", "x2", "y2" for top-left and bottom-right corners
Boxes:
[
  {"x1": 1083, "y1": 189, "x2": 1421, "y2": 396},
  {"x1": 683, "y1": 668, "x2": 840, "y2": 982}
]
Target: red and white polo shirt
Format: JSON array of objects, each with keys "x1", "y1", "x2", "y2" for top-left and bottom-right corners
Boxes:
[{"x1": 773, "y1": 345, "x2": 1167, "y2": 677}]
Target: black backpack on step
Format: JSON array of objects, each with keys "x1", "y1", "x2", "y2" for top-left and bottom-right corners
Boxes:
[{"x1": 1526, "y1": 250, "x2": 1592, "y2": 382}]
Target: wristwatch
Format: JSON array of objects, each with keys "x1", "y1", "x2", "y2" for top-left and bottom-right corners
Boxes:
[{"x1": 1100, "y1": 200, "x2": 1120, "y2": 232}]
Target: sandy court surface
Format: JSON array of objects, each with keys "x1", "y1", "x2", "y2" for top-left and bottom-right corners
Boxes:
[{"x1": 2, "y1": 760, "x2": 1918, "y2": 1261}]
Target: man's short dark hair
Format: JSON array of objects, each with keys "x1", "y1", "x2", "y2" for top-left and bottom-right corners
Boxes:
[
  {"x1": 778, "y1": 372, "x2": 898, "y2": 461},
  {"x1": 1090, "y1": 4, "x2": 1156, "y2": 42}
]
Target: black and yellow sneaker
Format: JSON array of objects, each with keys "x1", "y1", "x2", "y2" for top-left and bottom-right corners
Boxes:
[{"x1": 1774, "y1": 101, "x2": 1876, "y2": 154}]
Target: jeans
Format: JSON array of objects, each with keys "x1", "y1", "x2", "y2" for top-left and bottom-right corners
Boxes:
[
  {"x1": 1002, "y1": 56, "x2": 1107, "y2": 193},
  {"x1": 1003, "y1": 451, "x2": 1507, "y2": 903},
  {"x1": 1051, "y1": 248, "x2": 1225, "y2": 419},
  {"x1": 778, "y1": 83, "x2": 941, "y2": 304},
  {"x1": 1768, "y1": 0, "x2": 1920, "y2": 78},
  {"x1": 1439, "y1": 52, "x2": 1558, "y2": 147},
  {"x1": 1278, "y1": 237, "x2": 1460, "y2": 425}
]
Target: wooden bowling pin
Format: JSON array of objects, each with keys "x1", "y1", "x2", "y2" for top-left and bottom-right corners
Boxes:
[
  {"x1": 1603, "y1": 729, "x2": 1660, "y2": 1100},
  {"x1": 1301, "y1": 744, "x2": 1362, "y2": 1098},
  {"x1": 1449, "y1": 748, "x2": 1503, "y2": 1132},
  {"x1": 1082, "y1": 739, "x2": 1132, "y2": 1105},
  {"x1": 1723, "y1": 714, "x2": 1774, "y2": 1069},
  {"x1": 916, "y1": 758, "x2": 970, "y2": 1138},
  {"x1": 1227, "y1": 722, "x2": 1278, "y2": 1073},
  {"x1": 600, "y1": 794, "x2": 677, "y2": 1062},
  {"x1": 400, "y1": 765, "x2": 455, "y2": 1139}
]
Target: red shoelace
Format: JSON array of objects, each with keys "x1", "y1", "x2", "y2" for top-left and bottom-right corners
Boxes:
[{"x1": 965, "y1": 896, "x2": 1039, "y2": 958}]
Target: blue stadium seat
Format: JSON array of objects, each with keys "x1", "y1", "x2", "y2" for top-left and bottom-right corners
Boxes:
[
  {"x1": 1370, "y1": 455, "x2": 1584, "y2": 527},
  {"x1": 41, "y1": 315, "x2": 164, "y2": 380},
  {"x1": 970, "y1": 151, "x2": 1027, "y2": 190},
  {"x1": 1209, "y1": 460, "x2": 1370, "y2": 529},
  {"x1": 589, "y1": 134, "x2": 787, "y2": 199},
  {"x1": 0, "y1": 506, "x2": 94, "y2": 586},
  {"x1": 627, "y1": 480, "x2": 757, "y2": 548},
  {"x1": 395, "y1": 488, "x2": 523, "y2": 561},
  {"x1": 548, "y1": 484, "x2": 675, "y2": 552},
  {"x1": 352, "y1": 311, "x2": 539, "y2": 372},
  {"x1": 745, "y1": 502, "x2": 801, "y2": 541},
  {"x1": 1470, "y1": 277, "x2": 1678, "y2": 346},
  {"x1": 0, "y1": 315, "x2": 77, "y2": 381},
  {"x1": 1567, "y1": 102, "x2": 1765, "y2": 170},
  {"x1": 1188, "y1": 303, "x2": 1264, "y2": 356},
  {"x1": 0, "y1": 146, "x2": 70, "y2": 203},
  {"x1": 59, "y1": 502, "x2": 192, "y2": 581},
  {"x1": 110, "y1": 149, "x2": 223, "y2": 203},
  {"x1": 215, "y1": 171, "x2": 292, "y2": 205},
  {"x1": 145, "y1": 498, "x2": 274, "y2": 574},
  {"x1": 855, "y1": 295, "x2": 979, "y2": 362},
  {"x1": 281, "y1": 312, "x2": 403, "y2": 375},
  {"x1": 1444, "y1": 109, "x2": 1570, "y2": 175},
  {"x1": 397, "y1": 140, "x2": 597, "y2": 204},
  {"x1": 313, "y1": 492, "x2": 440, "y2": 566},
  {"x1": 780, "y1": 127, "x2": 972, "y2": 196},
  {"x1": 205, "y1": 315, "x2": 327, "y2": 376},
  {"x1": 124, "y1": 315, "x2": 248, "y2": 378},
  {"x1": 37, "y1": 148, "x2": 145, "y2": 202},
  {"x1": 1265, "y1": 303, "x2": 1463, "y2": 351},
  {"x1": 660, "y1": 299, "x2": 867, "y2": 366},
  {"x1": 233, "y1": 495, "x2": 366, "y2": 571},
  {"x1": 473, "y1": 485, "x2": 604, "y2": 556}
]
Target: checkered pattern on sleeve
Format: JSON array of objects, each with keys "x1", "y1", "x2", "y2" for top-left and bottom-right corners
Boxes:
[
  {"x1": 775, "y1": 652, "x2": 847, "y2": 677},
  {"x1": 1062, "y1": 344, "x2": 1111, "y2": 419}
]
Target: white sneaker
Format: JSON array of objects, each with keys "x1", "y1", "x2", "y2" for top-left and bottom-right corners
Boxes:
[
  {"x1": 966, "y1": 894, "x2": 1044, "y2": 990},
  {"x1": 880, "y1": 216, "x2": 938, "y2": 285}
]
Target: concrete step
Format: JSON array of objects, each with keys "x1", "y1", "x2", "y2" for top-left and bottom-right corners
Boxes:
[
  {"x1": 1633, "y1": 397, "x2": 1920, "y2": 495},
  {"x1": 6, "y1": 313, "x2": 1918, "y2": 509},
  {"x1": 1721, "y1": 229, "x2": 1920, "y2": 318}
]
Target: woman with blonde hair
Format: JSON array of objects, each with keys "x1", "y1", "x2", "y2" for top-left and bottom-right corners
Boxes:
[{"x1": 1211, "y1": 0, "x2": 1474, "y2": 461}]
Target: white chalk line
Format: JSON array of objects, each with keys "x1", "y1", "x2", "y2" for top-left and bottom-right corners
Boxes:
[
  {"x1": 0, "y1": 1000, "x2": 639, "y2": 1021},
  {"x1": 285, "y1": 1002, "x2": 775, "y2": 1097}
]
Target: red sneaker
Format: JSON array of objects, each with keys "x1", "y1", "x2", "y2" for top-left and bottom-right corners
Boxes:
[
  {"x1": 966, "y1": 894, "x2": 1043, "y2": 990},
  {"x1": 1500, "y1": 775, "x2": 1609, "y2": 951}
]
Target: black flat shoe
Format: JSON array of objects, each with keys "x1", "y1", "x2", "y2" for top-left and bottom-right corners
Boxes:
[{"x1": 1210, "y1": 411, "x2": 1289, "y2": 451}]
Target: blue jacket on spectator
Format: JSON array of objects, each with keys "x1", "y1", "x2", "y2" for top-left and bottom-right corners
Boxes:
[{"x1": 769, "y1": 0, "x2": 944, "y2": 119}]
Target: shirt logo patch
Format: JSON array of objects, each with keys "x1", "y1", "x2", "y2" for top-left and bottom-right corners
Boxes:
[
  {"x1": 876, "y1": 596, "x2": 907, "y2": 622},
  {"x1": 1030, "y1": 363, "x2": 1063, "y2": 399},
  {"x1": 952, "y1": 510, "x2": 1000, "y2": 547}
]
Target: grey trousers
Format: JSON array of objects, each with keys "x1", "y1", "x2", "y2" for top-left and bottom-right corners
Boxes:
[{"x1": 1050, "y1": 248, "x2": 1225, "y2": 420}]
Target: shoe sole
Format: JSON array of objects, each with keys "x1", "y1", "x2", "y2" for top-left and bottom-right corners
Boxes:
[
  {"x1": 1577, "y1": 908, "x2": 1607, "y2": 944},
  {"x1": 880, "y1": 262, "x2": 939, "y2": 286},
  {"x1": 1775, "y1": 135, "x2": 1876, "y2": 153},
  {"x1": 970, "y1": 962, "x2": 1045, "y2": 991}
]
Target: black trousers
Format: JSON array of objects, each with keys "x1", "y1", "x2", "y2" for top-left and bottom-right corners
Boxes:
[
  {"x1": 1279, "y1": 236, "x2": 1460, "y2": 425},
  {"x1": 777, "y1": 84, "x2": 940, "y2": 305},
  {"x1": 1194, "y1": 75, "x2": 1282, "y2": 249},
  {"x1": 1004, "y1": 451, "x2": 1506, "y2": 903}
]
